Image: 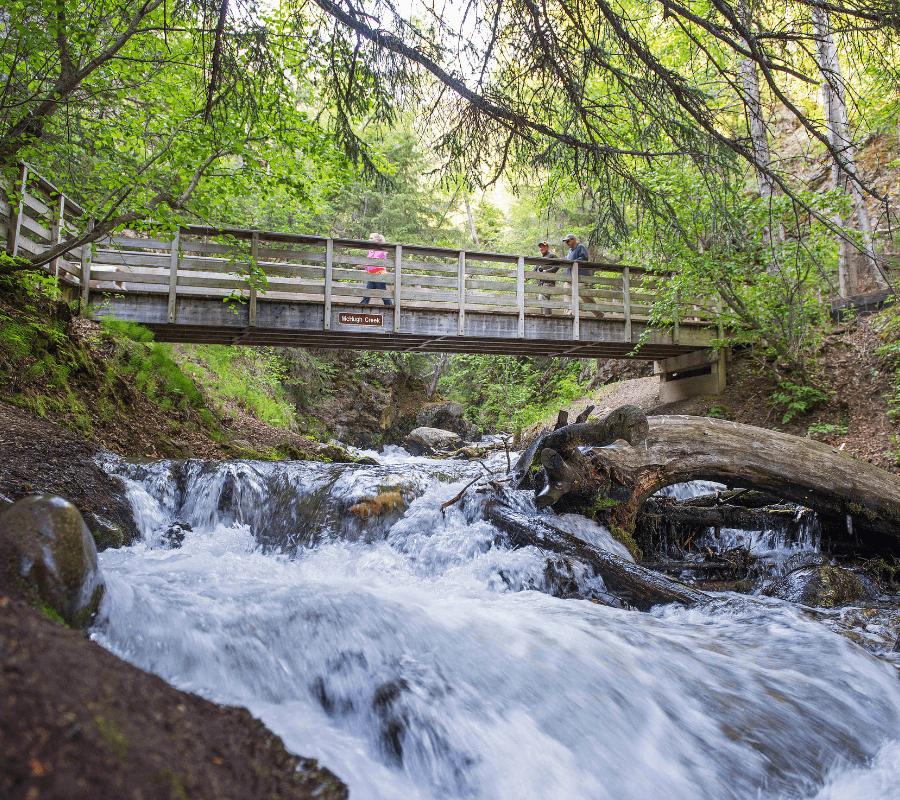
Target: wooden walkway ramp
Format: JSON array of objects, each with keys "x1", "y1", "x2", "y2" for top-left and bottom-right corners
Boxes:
[{"x1": 4, "y1": 164, "x2": 722, "y2": 371}]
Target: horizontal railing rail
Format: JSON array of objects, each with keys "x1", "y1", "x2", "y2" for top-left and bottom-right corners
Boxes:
[{"x1": 0, "y1": 166, "x2": 721, "y2": 347}]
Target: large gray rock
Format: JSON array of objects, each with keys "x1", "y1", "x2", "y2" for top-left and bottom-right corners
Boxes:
[
  {"x1": 764, "y1": 566, "x2": 876, "y2": 608},
  {"x1": 0, "y1": 495, "x2": 105, "y2": 628},
  {"x1": 416, "y1": 402, "x2": 478, "y2": 439},
  {"x1": 405, "y1": 427, "x2": 463, "y2": 455}
]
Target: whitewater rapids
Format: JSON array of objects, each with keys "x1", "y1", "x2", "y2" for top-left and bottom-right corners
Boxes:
[{"x1": 91, "y1": 451, "x2": 900, "y2": 799}]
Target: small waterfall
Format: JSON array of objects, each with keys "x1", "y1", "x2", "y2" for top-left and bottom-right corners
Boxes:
[
  {"x1": 91, "y1": 453, "x2": 900, "y2": 800},
  {"x1": 113, "y1": 456, "x2": 485, "y2": 551},
  {"x1": 650, "y1": 482, "x2": 821, "y2": 577}
]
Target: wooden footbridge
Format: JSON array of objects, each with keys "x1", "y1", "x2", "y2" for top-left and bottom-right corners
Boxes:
[{"x1": 3, "y1": 164, "x2": 726, "y2": 399}]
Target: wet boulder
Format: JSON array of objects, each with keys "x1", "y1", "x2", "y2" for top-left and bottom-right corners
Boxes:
[
  {"x1": 315, "y1": 443, "x2": 360, "y2": 463},
  {"x1": 161, "y1": 522, "x2": 192, "y2": 549},
  {"x1": 81, "y1": 510, "x2": 125, "y2": 551},
  {"x1": 0, "y1": 495, "x2": 105, "y2": 628},
  {"x1": 405, "y1": 427, "x2": 463, "y2": 456},
  {"x1": 416, "y1": 402, "x2": 478, "y2": 439},
  {"x1": 764, "y1": 566, "x2": 876, "y2": 608}
]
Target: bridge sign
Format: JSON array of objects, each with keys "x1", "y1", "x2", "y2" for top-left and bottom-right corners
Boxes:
[{"x1": 338, "y1": 312, "x2": 383, "y2": 327}]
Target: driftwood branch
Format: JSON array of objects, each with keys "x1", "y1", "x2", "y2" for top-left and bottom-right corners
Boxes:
[
  {"x1": 575, "y1": 404, "x2": 595, "y2": 424},
  {"x1": 484, "y1": 501, "x2": 706, "y2": 609},
  {"x1": 519, "y1": 405, "x2": 651, "y2": 508}
]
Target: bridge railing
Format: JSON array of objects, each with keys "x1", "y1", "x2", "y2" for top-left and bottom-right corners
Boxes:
[
  {"x1": 1, "y1": 165, "x2": 720, "y2": 343},
  {"x1": 2, "y1": 163, "x2": 88, "y2": 285}
]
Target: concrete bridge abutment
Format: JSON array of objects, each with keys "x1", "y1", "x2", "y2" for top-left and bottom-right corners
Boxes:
[{"x1": 655, "y1": 348, "x2": 728, "y2": 404}]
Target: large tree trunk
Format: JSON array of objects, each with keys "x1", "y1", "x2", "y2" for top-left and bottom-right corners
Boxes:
[
  {"x1": 529, "y1": 408, "x2": 900, "y2": 555},
  {"x1": 737, "y1": 42, "x2": 786, "y2": 275},
  {"x1": 812, "y1": 7, "x2": 885, "y2": 293},
  {"x1": 426, "y1": 352, "x2": 448, "y2": 399}
]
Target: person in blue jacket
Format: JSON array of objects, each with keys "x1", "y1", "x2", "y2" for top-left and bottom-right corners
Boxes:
[
  {"x1": 562, "y1": 234, "x2": 589, "y2": 272},
  {"x1": 561, "y1": 234, "x2": 601, "y2": 317}
]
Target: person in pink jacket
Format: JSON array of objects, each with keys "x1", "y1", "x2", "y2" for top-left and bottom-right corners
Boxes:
[{"x1": 360, "y1": 232, "x2": 393, "y2": 306}]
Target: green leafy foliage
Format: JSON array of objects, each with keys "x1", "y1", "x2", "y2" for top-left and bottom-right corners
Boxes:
[
  {"x1": 100, "y1": 320, "x2": 204, "y2": 411},
  {"x1": 440, "y1": 355, "x2": 588, "y2": 432},
  {"x1": 873, "y1": 307, "x2": 900, "y2": 430},
  {"x1": 771, "y1": 381, "x2": 830, "y2": 424},
  {"x1": 172, "y1": 345, "x2": 296, "y2": 429},
  {"x1": 303, "y1": 127, "x2": 468, "y2": 246},
  {"x1": 807, "y1": 421, "x2": 848, "y2": 439}
]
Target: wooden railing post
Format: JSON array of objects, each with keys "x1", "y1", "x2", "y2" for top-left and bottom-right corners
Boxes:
[
  {"x1": 6, "y1": 163, "x2": 28, "y2": 257},
  {"x1": 323, "y1": 237, "x2": 333, "y2": 330},
  {"x1": 167, "y1": 231, "x2": 180, "y2": 324},
  {"x1": 517, "y1": 256, "x2": 525, "y2": 337},
  {"x1": 457, "y1": 250, "x2": 466, "y2": 336},
  {"x1": 673, "y1": 286, "x2": 680, "y2": 344},
  {"x1": 249, "y1": 231, "x2": 259, "y2": 328},
  {"x1": 79, "y1": 220, "x2": 94, "y2": 306},
  {"x1": 393, "y1": 244, "x2": 402, "y2": 330},
  {"x1": 49, "y1": 193, "x2": 64, "y2": 279},
  {"x1": 622, "y1": 266, "x2": 632, "y2": 343},
  {"x1": 571, "y1": 262, "x2": 580, "y2": 340}
]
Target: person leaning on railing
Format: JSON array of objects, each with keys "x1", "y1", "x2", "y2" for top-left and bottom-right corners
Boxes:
[
  {"x1": 360, "y1": 232, "x2": 393, "y2": 306},
  {"x1": 562, "y1": 234, "x2": 603, "y2": 318},
  {"x1": 536, "y1": 240, "x2": 559, "y2": 316}
]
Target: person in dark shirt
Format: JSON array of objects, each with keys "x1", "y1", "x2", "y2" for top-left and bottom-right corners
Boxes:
[
  {"x1": 562, "y1": 234, "x2": 596, "y2": 317},
  {"x1": 536, "y1": 240, "x2": 559, "y2": 316}
]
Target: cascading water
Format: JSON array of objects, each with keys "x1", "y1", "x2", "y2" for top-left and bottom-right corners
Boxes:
[
  {"x1": 92, "y1": 451, "x2": 900, "y2": 799},
  {"x1": 653, "y1": 481, "x2": 823, "y2": 578}
]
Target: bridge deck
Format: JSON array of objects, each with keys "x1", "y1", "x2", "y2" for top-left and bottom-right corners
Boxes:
[
  {"x1": 4, "y1": 164, "x2": 721, "y2": 360},
  {"x1": 94, "y1": 293, "x2": 713, "y2": 359}
]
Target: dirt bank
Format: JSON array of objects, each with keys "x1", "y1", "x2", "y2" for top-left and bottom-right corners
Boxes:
[
  {"x1": 0, "y1": 402, "x2": 139, "y2": 545},
  {"x1": 0, "y1": 594, "x2": 346, "y2": 800}
]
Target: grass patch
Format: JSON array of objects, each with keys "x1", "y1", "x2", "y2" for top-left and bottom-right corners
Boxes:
[{"x1": 171, "y1": 344, "x2": 296, "y2": 429}]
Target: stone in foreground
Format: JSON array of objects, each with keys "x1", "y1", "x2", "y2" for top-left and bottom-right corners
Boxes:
[
  {"x1": 0, "y1": 494, "x2": 105, "y2": 627},
  {"x1": 764, "y1": 566, "x2": 876, "y2": 608}
]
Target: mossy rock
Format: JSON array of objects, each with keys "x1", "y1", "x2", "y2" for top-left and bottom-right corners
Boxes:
[
  {"x1": 276, "y1": 441, "x2": 314, "y2": 461},
  {"x1": 0, "y1": 495, "x2": 105, "y2": 628},
  {"x1": 316, "y1": 444, "x2": 358, "y2": 463},
  {"x1": 764, "y1": 566, "x2": 875, "y2": 608},
  {"x1": 81, "y1": 510, "x2": 125, "y2": 551}
]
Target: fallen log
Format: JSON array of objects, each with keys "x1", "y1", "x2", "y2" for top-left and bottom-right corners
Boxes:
[
  {"x1": 656, "y1": 489, "x2": 784, "y2": 509},
  {"x1": 537, "y1": 413, "x2": 900, "y2": 554},
  {"x1": 484, "y1": 501, "x2": 706, "y2": 609}
]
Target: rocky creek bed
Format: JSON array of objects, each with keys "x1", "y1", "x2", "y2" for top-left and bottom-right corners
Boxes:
[{"x1": 4, "y1": 408, "x2": 900, "y2": 798}]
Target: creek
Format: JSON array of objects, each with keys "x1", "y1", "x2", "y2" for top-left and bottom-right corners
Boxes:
[{"x1": 90, "y1": 448, "x2": 900, "y2": 799}]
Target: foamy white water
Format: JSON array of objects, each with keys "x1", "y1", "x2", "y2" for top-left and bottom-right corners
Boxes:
[{"x1": 92, "y1": 452, "x2": 900, "y2": 799}]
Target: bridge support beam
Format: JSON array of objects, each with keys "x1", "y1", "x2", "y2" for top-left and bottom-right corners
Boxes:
[{"x1": 655, "y1": 348, "x2": 727, "y2": 404}]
